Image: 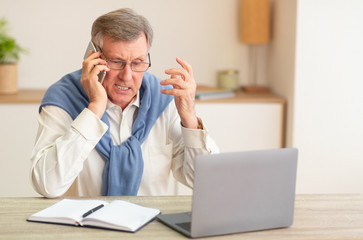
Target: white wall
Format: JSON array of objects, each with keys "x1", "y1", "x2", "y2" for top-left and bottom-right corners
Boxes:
[
  {"x1": 0, "y1": 0, "x2": 255, "y2": 89},
  {"x1": 269, "y1": 0, "x2": 363, "y2": 194},
  {"x1": 292, "y1": 0, "x2": 363, "y2": 194}
]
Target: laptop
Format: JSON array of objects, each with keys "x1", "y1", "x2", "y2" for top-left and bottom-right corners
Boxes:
[{"x1": 157, "y1": 148, "x2": 298, "y2": 238}]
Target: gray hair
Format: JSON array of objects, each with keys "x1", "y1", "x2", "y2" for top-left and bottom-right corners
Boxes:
[{"x1": 91, "y1": 8, "x2": 153, "y2": 49}]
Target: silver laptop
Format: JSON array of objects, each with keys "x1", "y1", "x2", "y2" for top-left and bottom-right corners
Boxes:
[{"x1": 157, "y1": 148, "x2": 298, "y2": 238}]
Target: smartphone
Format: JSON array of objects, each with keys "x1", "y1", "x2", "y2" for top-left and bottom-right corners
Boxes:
[{"x1": 84, "y1": 41, "x2": 106, "y2": 83}]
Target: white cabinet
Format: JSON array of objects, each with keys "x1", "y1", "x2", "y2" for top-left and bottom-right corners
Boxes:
[
  {"x1": 0, "y1": 104, "x2": 41, "y2": 197},
  {"x1": 196, "y1": 102, "x2": 284, "y2": 152}
]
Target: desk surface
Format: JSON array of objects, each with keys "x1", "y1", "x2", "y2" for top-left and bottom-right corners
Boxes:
[{"x1": 1, "y1": 194, "x2": 363, "y2": 240}]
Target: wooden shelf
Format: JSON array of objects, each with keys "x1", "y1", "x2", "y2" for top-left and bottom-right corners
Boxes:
[
  {"x1": 0, "y1": 89, "x2": 46, "y2": 104},
  {"x1": 195, "y1": 85, "x2": 285, "y2": 104},
  {"x1": 0, "y1": 88, "x2": 285, "y2": 105},
  {"x1": 195, "y1": 91, "x2": 285, "y2": 104}
]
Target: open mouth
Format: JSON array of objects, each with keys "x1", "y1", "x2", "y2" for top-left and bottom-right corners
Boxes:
[{"x1": 116, "y1": 85, "x2": 129, "y2": 91}]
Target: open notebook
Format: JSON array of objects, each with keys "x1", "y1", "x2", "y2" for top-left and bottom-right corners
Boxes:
[{"x1": 27, "y1": 199, "x2": 160, "y2": 232}]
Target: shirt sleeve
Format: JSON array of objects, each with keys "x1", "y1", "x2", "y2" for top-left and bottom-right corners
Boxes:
[
  {"x1": 30, "y1": 106, "x2": 108, "y2": 198},
  {"x1": 167, "y1": 103, "x2": 220, "y2": 188}
]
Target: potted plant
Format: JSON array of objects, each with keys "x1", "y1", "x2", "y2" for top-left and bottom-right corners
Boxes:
[{"x1": 0, "y1": 18, "x2": 25, "y2": 94}]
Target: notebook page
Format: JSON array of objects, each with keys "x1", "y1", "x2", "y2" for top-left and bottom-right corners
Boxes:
[
  {"x1": 82, "y1": 200, "x2": 160, "y2": 231},
  {"x1": 29, "y1": 199, "x2": 108, "y2": 225}
]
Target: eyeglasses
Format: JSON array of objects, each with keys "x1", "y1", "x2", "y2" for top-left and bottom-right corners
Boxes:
[{"x1": 98, "y1": 46, "x2": 151, "y2": 72}]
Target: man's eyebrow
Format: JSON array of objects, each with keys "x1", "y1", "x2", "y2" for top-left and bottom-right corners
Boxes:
[
  {"x1": 110, "y1": 54, "x2": 148, "y2": 61},
  {"x1": 132, "y1": 54, "x2": 148, "y2": 61}
]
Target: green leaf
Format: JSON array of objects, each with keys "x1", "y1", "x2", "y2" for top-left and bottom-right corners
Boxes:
[{"x1": 0, "y1": 17, "x2": 26, "y2": 64}]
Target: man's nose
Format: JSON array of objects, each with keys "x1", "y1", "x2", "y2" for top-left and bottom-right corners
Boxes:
[{"x1": 118, "y1": 64, "x2": 133, "y2": 81}]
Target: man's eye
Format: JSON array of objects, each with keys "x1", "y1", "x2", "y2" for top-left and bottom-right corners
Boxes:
[{"x1": 111, "y1": 60, "x2": 124, "y2": 64}]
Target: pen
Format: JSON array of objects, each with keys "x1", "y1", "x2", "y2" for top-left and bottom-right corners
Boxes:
[{"x1": 82, "y1": 204, "x2": 104, "y2": 218}]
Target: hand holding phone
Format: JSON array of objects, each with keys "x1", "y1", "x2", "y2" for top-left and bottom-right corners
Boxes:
[
  {"x1": 82, "y1": 41, "x2": 109, "y2": 118},
  {"x1": 84, "y1": 41, "x2": 107, "y2": 84}
]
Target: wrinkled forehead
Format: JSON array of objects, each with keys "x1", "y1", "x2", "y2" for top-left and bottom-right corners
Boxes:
[{"x1": 101, "y1": 34, "x2": 148, "y2": 60}]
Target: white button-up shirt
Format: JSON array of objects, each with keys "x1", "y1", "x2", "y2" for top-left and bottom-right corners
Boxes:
[{"x1": 30, "y1": 94, "x2": 219, "y2": 198}]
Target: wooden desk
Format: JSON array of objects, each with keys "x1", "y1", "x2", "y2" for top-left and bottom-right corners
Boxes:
[{"x1": 1, "y1": 194, "x2": 363, "y2": 239}]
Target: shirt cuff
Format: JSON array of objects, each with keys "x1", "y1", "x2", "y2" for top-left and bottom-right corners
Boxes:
[
  {"x1": 71, "y1": 108, "x2": 108, "y2": 141},
  {"x1": 181, "y1": 119, "x2": 208, "y2": 148}
]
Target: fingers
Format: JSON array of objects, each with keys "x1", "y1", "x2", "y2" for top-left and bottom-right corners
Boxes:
[
  {"x1": 164, "y1": 57, "x2": 194, "y2": 82},
  {"x1": 83, "y1": 51, "x2": 108, "y2": 72},
  {"x1": 165, "y1": 68, "x2": 189, "y2": 82},
  {"x1": 161, "y1": 87, "x2": 185, "y2": 97},
  {"x1": 176, "y1": 57, "x2": 193, "y2": 77},
  {"x1": 161, "y1": 57, "x2": 197, "y2": 97},
  {"x1": 82, "y1": 51, "x2": 109, "y2": 83},
  {"x1": 161, "y1": 75, "x2": 186, "y2": 88},
  {"x1": 80, "y1": 52, "x2": 108, "y2": 116}
]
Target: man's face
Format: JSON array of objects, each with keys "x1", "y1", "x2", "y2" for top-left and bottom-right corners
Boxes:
[{"x1": 101, "y1": 34, "x2": 149, "y2": 109}]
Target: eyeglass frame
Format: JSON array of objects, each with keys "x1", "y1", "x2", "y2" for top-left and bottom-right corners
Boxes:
[{"x1": 98, "y1": 46, "x2": 151, "y2": 72}]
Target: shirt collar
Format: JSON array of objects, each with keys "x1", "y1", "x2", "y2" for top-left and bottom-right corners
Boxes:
[{"x1": 106, "y1": 90, "x2": 140, "y2": 110}]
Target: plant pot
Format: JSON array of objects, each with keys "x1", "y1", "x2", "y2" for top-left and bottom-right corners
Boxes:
[{"x1": 0, "y1": 64, "x2": 18, "y2": 94}]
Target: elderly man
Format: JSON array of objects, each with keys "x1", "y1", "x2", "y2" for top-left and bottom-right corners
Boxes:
[{"x1": 30, "y1": 8, "x2": 219, "y2": 198}]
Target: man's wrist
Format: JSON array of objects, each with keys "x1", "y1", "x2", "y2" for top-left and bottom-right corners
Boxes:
[
  {"x1": 181, "y1": 117, "x2": 203, "y2": 130},
  {"x1": 88, "y1": 101, "x2": 106, "y2": 119}
]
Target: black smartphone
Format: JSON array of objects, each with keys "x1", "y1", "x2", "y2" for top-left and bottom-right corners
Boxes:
[{"x1": 84, "y1": 41, "x2": 106, "y2": 83}]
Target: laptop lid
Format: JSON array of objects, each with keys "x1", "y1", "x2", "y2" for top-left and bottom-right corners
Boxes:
[
  {"x1": 191, "y1": 148, "x2": 298, "y2": 237},
  {"x1": 157, "y1": 148, "x2": 298, "y2": 238}
]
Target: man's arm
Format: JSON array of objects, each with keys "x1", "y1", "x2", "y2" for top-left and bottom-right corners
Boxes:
[
  {"x1": 167, "y1": 103, "x2": 219, "y2": 188},
  {"x1": 160, "y1": 58, "x2": 219, "y2": 187},
  {"x1": 30, "y1": 106, "x2": 107, "y2": 198}
]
